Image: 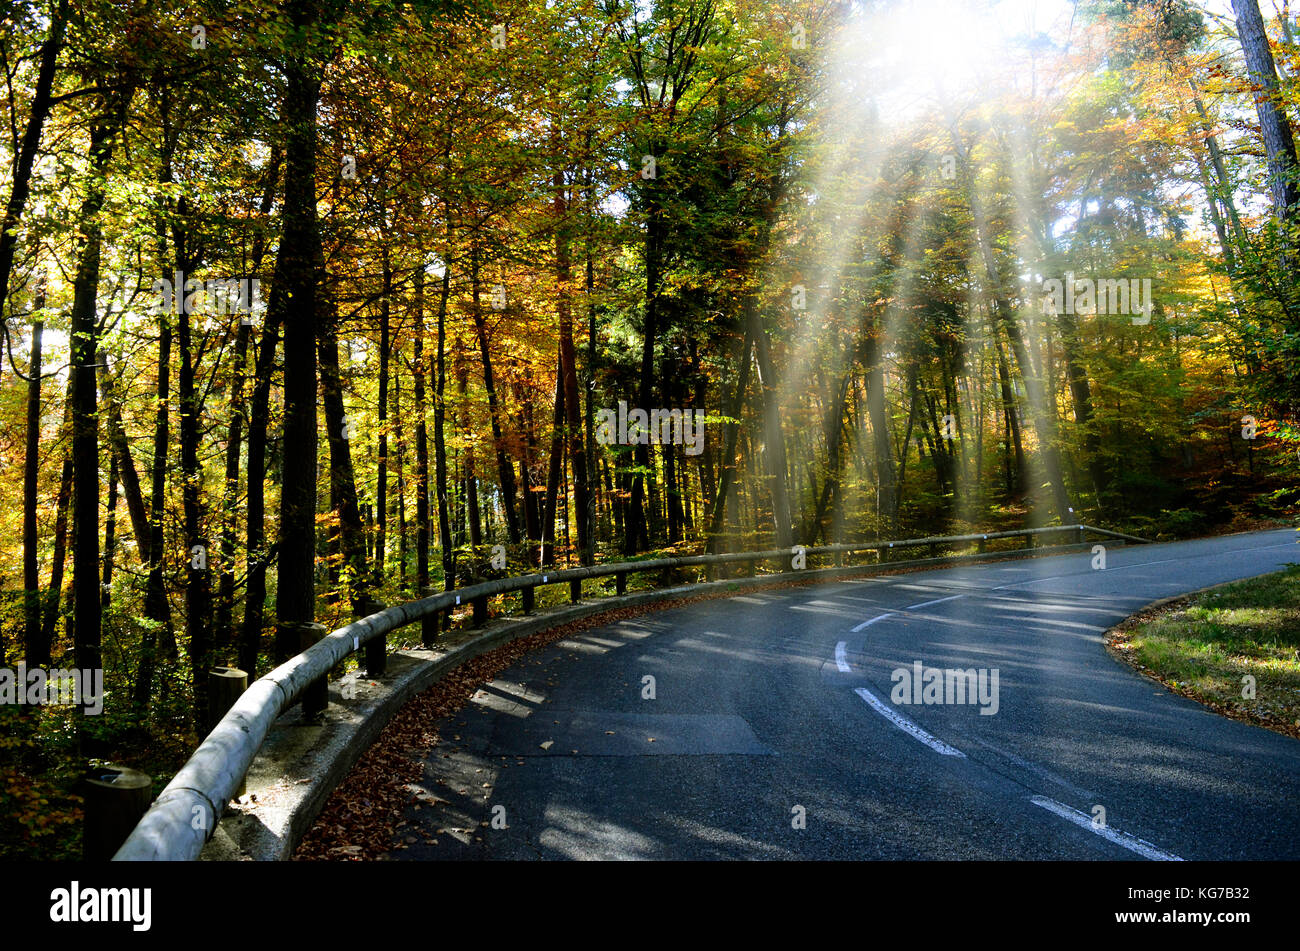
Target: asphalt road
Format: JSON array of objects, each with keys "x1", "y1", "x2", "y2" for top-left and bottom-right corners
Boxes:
[{"x1": 386, "y1": 529, "x2": 1300, "y2": 861}]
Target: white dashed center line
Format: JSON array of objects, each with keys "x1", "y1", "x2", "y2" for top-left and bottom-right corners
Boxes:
[
  {"x1": 853, "y1": 687, "x2": 966, "y2": 757},
  {"x1": 905, "y1": 594, "x2": 965, "y2": 610},
  {"x1": 1029, "y1": 795, "x2": 1183, "y2": 861},
  {"x1": 850, "y1": 612, "x2": 896, "y2": 633}
]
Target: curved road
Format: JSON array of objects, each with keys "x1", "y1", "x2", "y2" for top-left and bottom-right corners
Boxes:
[{"x1": 387, "y1": 529, "x2": 1300, "y2": 861}]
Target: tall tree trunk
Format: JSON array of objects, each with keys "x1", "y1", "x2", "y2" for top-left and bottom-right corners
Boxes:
[
  {"x1": 215, "y1": 316, "x2": 250, "y2": 658},
  {"x1": 1232, "y1": 0, "x2": 1300, "y2": 236},
  {"x1": 0, "y1": 0, "x2": 66, "y2": 326},
  {"x1": 413, "y1": 273, "x2": 431, "y2": 590},
  {"x1": 23, "y1": 309, "x2": 45, "y2": 666},
  {"x1": 101, "y1": 455, "x2": 118, "y2": 608},
  {"x1": 237, "y1": 314, "x2": 279, "y2": 679},
  {"x1": 541, "y1": 356, "x2": 565, "y2": 565},
  {"x1": 432, "y1": 264, "x2": 454, "y2": 589},
  {"x1": 318, "y1": 312, "x2": 368, "y2": 606},
  {"x1": 374, "y1": 251, "x2": 391, "y2": 581},
  {"x1": 864, "y1": 334, "x2": 897, "y2": 528},
  {"x1": 554, "y1": 175, "x2": 592, "y2": 563},
  {"x1": 175, "y1": 222, "x2": 212, "y2": 728},
  {"x1": 98, "y1": 360, "x2": 152, "y2": 567},
  {"x1": 218, "y1": 145, "x2": 278, "y2": 657},
  {"x1": 273, "y1": 0, "x2": 324, "y2": 628},
  {"x1": 469, "y1": 243, "x2": 521, "y2": 543},
  {"x1": 394, "y1": 368, "x2": 408, "y2": 587},
  {"x1": 749, "y1": 300, "x2": 793, "y2": 547},
  {"x1": 627, "y1": 186, "x2": 663, "y2": 555},
  {"x1": 706, "y1": 318, "x2": 754, "y2": 553},
  {"x1": 42, "y1": 429, "x2": 73, "y2": 658},
  {"x1": 69, "y1": 92, "x2": 131, "y2": 719}
]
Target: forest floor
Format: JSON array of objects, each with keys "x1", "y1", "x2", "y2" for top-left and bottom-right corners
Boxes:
[{"x1": 1106, "y1": 563, "x2": 1300, "y2": 742}]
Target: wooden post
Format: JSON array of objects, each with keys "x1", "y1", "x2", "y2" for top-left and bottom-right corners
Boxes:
[
  {"x1": 205, "y1": 668, "x2": 248, "y2": 796},
  {"x1": 204, "y1": 667, "x2": 247, "y2": 736},
  {"x1": 472, "y1": 595, "x2": 487, "y2": 627},
  {"x1": 522, "y1": 585, "x2": 535, "y2": 614},
  {"x1": 569, "y1": 578, "x2": 582, "y2": 604},
  {"x1": 83, "y1": 765, "x2": 152, "y2": 861},
  {"x1": 353, "y1": 596, "x2": 388, "y2": 678},
  {"x1": 277, "y1": 621, "x2": 329, "y2": 718},
  {"x1": 615, "y1": 571, "x2": 627, "y2": 596},
  {"x1": 419, "y1": 586, "x2": 438, "y2": 647}
]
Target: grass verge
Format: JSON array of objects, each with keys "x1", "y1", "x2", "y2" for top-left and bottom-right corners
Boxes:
[{"x1": 1105, "y1": 563, "x2": 1300, "y2": 741}]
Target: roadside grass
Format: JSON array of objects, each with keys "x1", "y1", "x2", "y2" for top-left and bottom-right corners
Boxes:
[{"x1": 1106, "y1": 563, "x2": 1300, "y2": 741}]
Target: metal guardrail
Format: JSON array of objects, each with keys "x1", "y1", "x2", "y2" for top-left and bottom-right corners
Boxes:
[{"x1": 112, "y1": 522, "x2": 1143, "y2": 860}]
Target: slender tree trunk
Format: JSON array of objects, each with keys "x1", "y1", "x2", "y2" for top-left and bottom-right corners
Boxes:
[
  {"x1": 23, "y1": 311, "x2": 45, "y2": 666},
  {"x1": 97, "y1": 361, "x2": 152, "y2": 568},
  {"x1": 706, "y1": 319, "x2": 754, "y2": 553},
  {"x1": 273, "y1": 0, "x2": 324, "y2": 628},
  {"x1": 1232, "y1": 0, "x2": 1300, "y2": 235},
  {"x1": 42, "y1": 426, "x2": 73, "y2": 657},
  {"x1": 413, "y1": 274, "x2": 431, "y2": 590},
  {"x1": 375, "y1": 251, "x2": 391, "y2": 581},
  {"x1": 432, "y1": 264, "x2": 454, "y2": 589},
  {"x1": 101, "y1": 455, "x2": 118, "y2": 608},
  {"x1": 865, "y1": 335, "x2": 897, "y2": 528},
  {"x1": 554, "y1": 175, "x2": 592, "y2": 563},
  {"x1": 0, "y1": 0, "x2": 66, "y2": 325},
  {"x1": 394, "y1": 368, "x2": 408, "y2": 587},
  {"x1": 469, "y1": 244, "x2": 522, "y2": 543},
  {"x1": 174, "y1": 229, "x2": 213, "y2": 728},
  {"x1": 69, "y1": 93, "x2": 131, "y2": 718},
  {"x1": 318, "y1": 313, "x2": 368, "y2": 606},
  {"x1": 748, "y1": 300, "x2": 794, "y2": 547},
  {"x1": 541, "y1": 356, "x2": 565, "y2": 565},
  {"x1": 215, "y1": 317, "x2": 250, "y2": 659},
  {"x1": 237, "y1": 313, "x2": 279, "y2": 679}
]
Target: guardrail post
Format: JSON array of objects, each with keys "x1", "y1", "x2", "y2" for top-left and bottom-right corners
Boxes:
[
  {"x1": 978, "y1": 536, "x2": 987, "y2": 553},
  {"x1": 472, "y1": 595, "x2": 487, "y2": 627},
  {"x1": 615, "y1": 571, "x2": 627, "y2": 596},
  {"x1": 1075, "y1": 525, "x2": 1084, "y2": 545},
  {"x1": 521, "y1": 584, "x2": 534, "y2": 614},
  {"x1": 419, "y1": 587, "x2": 439, "y2": 646},
  {"x1": 277, "y1": 621, "x2": 329, "y2": 718},
  {"x1": 205, "y1": 667, "x2": 247, "y2": 736},
  {"x1": 569, "y1": 579, "x2": 582, "y2": 604},
  {"x1": 206, "y1": 667, "x2": 248, "y2": 796},
  {"x1": 929, "y1": 542, "x2": 938, "y2": 558},
  {"x1": 353, "y1": 596, "x2": 388, "y2": 677},
  {"x1": 1026, "y1": 532, "x2": 1036, "y2": 550},
  {"x1": 82, "y1": 765, "x2": 152, "y2": 861}
]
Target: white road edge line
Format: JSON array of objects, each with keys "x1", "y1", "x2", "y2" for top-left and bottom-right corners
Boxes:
[
  {"x1": 853, "y1": 687, "x2": 966, "y2": 757},
  {"x1": 851, "y1": 612, "x2": 896, "y2": 632},
  {"x1": 1029, "y1": 795, "x2": 1184, "y2": 861},
  {"x1": 835, "y1": 641, "x2": 851, "y2": 673},
  {"x1": 906, "y1": 594, "x2": 965, "y2": 610}
]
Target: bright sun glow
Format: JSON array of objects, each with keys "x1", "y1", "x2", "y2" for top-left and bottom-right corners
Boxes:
[{"x1": 834, "y1": 0, "x2": 1074, "y2": 121}]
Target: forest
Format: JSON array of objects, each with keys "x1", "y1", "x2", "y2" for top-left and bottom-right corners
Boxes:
[{"x1": 1, "y1": 0, "x2": 1298, "y2": 858}]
